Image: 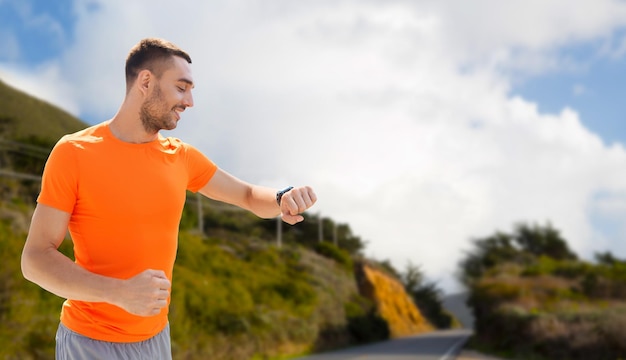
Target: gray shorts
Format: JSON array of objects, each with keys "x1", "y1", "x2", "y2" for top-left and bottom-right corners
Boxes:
[{"x1": 55, "y1": 322, "x2": 172, "y2": 360}]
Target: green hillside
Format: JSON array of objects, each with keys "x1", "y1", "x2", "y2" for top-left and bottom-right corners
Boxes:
[
  {"x1": 0, "y1": 80, "x2": 86, "y2": 234},
  {"x1": 0, "y1": 79, "x2": 86, "y2": 144}
]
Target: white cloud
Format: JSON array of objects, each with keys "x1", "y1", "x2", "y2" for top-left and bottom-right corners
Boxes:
[
  {"x1": 5, "y1": 0, "x2": 626, "y2": 293},
  {"x1": 425, "y1": 0, "x2": 626, "y2": 73}
]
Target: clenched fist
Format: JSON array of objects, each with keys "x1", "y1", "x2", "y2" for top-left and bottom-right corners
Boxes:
[
  {"x1": 280, "y1": 186, "x2": 317, "y2": 225},
  {"x1": 113, "y1": 269, "x2": 171, "y2": 317}
]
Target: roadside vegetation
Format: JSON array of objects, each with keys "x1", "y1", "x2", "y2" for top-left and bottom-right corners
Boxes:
[
  {"x1": 402, "y1": 262, "x2": 458, "y2": 329},
  {"x1": 460, "y1": 222, "x2": 626, "y2": 360}
]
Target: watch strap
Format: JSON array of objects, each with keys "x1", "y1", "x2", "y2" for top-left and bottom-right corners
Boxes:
[{"x1": 276, "y1": 186, "x2": 294, "y2": 206}]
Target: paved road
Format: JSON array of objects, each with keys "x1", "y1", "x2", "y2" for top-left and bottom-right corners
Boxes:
[{"x1": 295, "y1": 329, "x2": 472, "y2": 360}]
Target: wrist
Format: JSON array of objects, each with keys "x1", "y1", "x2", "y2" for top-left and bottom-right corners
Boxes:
[
  {"x1": 276, "y1": 186, "x2": 294, "y2": 206},
  {"x1": 99, "y1": 275, "x2": 125, "y2": 305}
]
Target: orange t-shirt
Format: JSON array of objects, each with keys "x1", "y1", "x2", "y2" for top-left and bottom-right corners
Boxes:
[{"x1": 37, "y1": 121, "x2": 217, "y2": 342}]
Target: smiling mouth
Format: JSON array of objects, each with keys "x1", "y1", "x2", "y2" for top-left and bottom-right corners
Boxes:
[{"x1": 173, "y1": 107, "x2": 185, "y2": 120}]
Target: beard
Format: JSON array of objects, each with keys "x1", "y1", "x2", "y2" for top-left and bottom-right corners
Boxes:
[{"x1": 140, "y1": 84, "x2": 179, "y2": 133}]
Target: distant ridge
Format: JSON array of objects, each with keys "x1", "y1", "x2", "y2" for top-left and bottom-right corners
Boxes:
[
  {"x1": 0, "y1": 79, "x2": 87, "y2": 145},
  {"x1": 442, "y1": 292, "x2": 474, "y2": 329}
]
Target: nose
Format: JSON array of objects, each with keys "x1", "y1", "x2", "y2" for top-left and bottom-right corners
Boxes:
[{"x1": 183, "y1": 92, "x2": 194, "y2": 108}]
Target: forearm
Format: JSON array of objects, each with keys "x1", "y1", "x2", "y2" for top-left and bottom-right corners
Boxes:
[
  {"x1": 22, "y1": 204, "x2": 170, "y2": 317},
  {"x1": 199, "y1": 169, "x2": 281, "y2": 218},
  {"x1": 199, "y1": 169, "x2": 316, "y2": 224},
  {"x1": 244, "y1": 185, "x2": 281, "y2": 219},
  {"x1": 21, "y1": 246, "x2": 119, "y2": 303}
]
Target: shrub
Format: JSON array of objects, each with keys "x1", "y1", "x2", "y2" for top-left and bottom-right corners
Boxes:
[
  {"x1": 313, "y1": 242, "x2": 353, "y2": 269},
  {"x1": 344, "y1": 295, "x2": 390, "y2": 343}
]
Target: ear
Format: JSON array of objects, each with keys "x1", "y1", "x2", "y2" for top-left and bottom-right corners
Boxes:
[{"x1": 136, "y1": 69, "x2": 152, "y2": 96}]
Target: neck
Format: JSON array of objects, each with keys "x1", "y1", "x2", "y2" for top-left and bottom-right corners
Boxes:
[{"x1": 109, "y1": 102, "x2": 158, "y2": 144}]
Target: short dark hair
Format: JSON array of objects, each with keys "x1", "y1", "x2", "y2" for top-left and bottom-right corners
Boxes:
[{"x1": 125, "y1": 38, "x2": 192, "y2": 90}]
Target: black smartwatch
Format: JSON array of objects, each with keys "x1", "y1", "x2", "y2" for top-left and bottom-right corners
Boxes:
[{"x1": 276, "y1": 186, "x2": 294, "y2": 206}]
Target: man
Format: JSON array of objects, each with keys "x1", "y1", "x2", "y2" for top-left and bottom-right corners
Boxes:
[{"x1": 21, "y1": 38, "x2": 317, "y2": 359}]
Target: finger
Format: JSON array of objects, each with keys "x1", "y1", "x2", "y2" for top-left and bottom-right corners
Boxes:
[
  {"x1": 147, "y1": 297, "x2": 168, "y2": 313},
  {"x1": 146, "y1": 273, "x2": 170, "y2": 289},
  {"x1": 156, "y1": 289, "x2": 170, "y2": 299},
  {"x1": 148, "y1": 269, "x2": 168, "y2": 279},
  {"x1": 154, "y1": 277, "x2": 171, "y2": 290},
  {"x1": 138, "y1": 306, "x2": 163, "y2": 317},
  {"x1": 156, "y1": 298, "x2": 168, "y2": 307},
  {"x1": 295, "y1": 190, "x2": 312, "y2": 212},
  {"x1": 282, "y1": 213, "x2": 304, "y2": 225},
  {"x1": 283, "y1": 196, "x2": 299, "y2": 215},
  {"x1": 149, "y1": 307, "x2": 163, "y2": 316},
  {"x1": 306, "y1": 187, "x2": 317, "y2": 204},
  {"x1": 291, "y1": 195, "x2": 305, "y2": 213},
  {"x1": 300, "y1": 189, "x2": 315, "y2": 208},
  {"x1": 293, "y1": 187, "x2": 316, "y2": 210}
]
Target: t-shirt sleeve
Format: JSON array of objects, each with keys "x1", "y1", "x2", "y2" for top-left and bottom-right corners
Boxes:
[
  {"x1": 37, "y1": 138, "x2": 79, "y2": 213},
  {"x1": 184, "y1": 143, "x2": 218, "y2": 192}
]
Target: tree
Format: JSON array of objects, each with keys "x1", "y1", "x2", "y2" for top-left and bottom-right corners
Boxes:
[
  {"x1": 513, "y1": 223, "x2": 577, "y2": 261},
  {"x1": 402, "y1": 262, "x2": 454, "y2": 329},
  {"x1": 458, "y1": 222, "x2": 577, "y2": 285},
  {"x1": 458, "y1": 231, "x2": 524, "y2": 285},
  {"x1": 594, "y1": 251, "x2": 626, "y2": 266}
]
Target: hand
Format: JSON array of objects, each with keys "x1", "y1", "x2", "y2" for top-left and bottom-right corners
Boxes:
[
  {"x1": 280, "y1": 186, "x2": 317, "y2": 225},
  {"x1": 113, "y1": 269, "x2": 171, "y2": 317}
]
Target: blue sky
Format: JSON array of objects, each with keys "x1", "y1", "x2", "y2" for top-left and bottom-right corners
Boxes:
[
  {"x1": 3, "y1": 0, "x2": 626, "y2": 293},
  {"x1": 514, "y1": 40, "x2": 626, "y2": 146},
  {"x1": 0, "y1": 0, "x2": 76, "y2": 64}
]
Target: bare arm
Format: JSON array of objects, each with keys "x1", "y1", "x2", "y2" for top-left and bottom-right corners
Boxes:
[
  {"x1": 21, "y1": 204, "x2": 170, "y2": 316},
  {"x1": 198, "y1": 168, "x2": 317, "y2": 225}
]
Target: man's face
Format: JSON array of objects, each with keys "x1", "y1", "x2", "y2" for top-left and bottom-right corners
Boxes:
[{"x1": 140, "y1": 56, "x2": 194, "y2": 133}]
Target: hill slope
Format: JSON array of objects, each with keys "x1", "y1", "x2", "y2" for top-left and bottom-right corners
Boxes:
[
  {"x1": 0, "y1": 79, "x2": 87, "y2": 210},
  {"x1": 0, "y1": 79, "x2": 86, "y2": 144}
]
